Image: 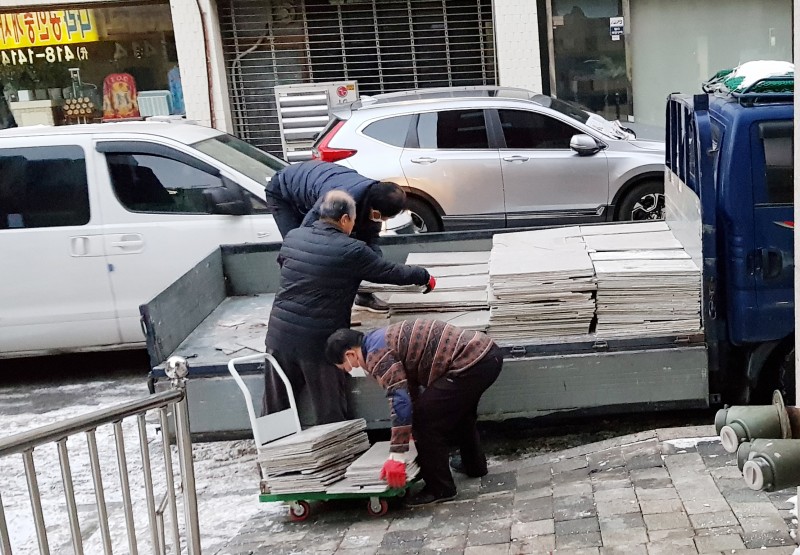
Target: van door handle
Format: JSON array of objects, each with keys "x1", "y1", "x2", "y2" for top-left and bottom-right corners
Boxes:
[
  {"x1": 70, "y1": 236, "x2": 89, "y2": 256},
  {"x1": 503, "y1": 155, "x2": 529, "y2": 162},
  {"x1": 410, "y1": 157, "x2": 437, "y2": 164},
  {"x1": 111, "y1": 234, "x2": 145, "y2": 249},
  {"x1": 256, "y1": 231, "x2": 271, "y2": 238}
]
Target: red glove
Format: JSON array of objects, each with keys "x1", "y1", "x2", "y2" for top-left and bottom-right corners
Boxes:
[
  {"x1": 423, "y1": 276, "x2": 436, "y2": 294},
  {"x1": 380, "y1": 458, "x2": 407, "y2": 489}
]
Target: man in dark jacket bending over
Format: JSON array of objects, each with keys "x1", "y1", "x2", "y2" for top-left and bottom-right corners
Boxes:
[
  {"x1": 265, "y1": 160, "x2": 406, "y2": 313},
  {"x1": 325, "y1": 319, "x2": 503, "y2": 506},
  {"x1": 264, "y1": 190, "x2": 436, "y2": 426}
]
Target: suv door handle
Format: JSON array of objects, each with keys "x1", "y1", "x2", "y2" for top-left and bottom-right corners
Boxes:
[
  {"x1": 503, "y1": 155, "x2": 529, "y2": 163},
  {"x1": 410, "y1": 157, "x2": 437, "y2": 165}
]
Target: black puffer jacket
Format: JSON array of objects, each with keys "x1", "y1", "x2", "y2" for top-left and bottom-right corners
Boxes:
[
  {"x1": 265, "y1": 161, "x2": 382, "y2": 250},
  {"x1": 265, "y1": 221, "x2": 429, "y2": 352}
]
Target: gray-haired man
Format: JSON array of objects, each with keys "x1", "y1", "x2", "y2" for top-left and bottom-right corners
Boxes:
[{"x1": 263, "y1": 190, "x2": 436, "y2": 425}]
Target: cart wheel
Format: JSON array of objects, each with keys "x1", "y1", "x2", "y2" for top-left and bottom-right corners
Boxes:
[
  {"x1": 289, "y1": 500, "x2": 311, "y2": 522},
  {"x1": 366, "y1": 497, "x2": 389, "y2": 517}
]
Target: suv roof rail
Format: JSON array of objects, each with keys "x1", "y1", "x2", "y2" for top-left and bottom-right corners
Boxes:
[{"x1": 354, "y1": 85, "x2": 536, "y2": 109}]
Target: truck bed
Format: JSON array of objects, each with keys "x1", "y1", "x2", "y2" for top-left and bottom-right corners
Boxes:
[{"x1": 143, "y1": 227, "x2": 709, "y2": 439}]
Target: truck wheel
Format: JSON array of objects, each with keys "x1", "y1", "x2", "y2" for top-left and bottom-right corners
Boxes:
[
  {"x1": 406, "y1": 197, "x2": 441, "y2": 233},
  {"x1": 755, "y1": 346, "x2": 796, "y2": 405},
  {"x1": 617, "y1": 181, "x2": 665, "y2": 221},
  {"x1": 777, "y1": 349, "x2": 796, "y2": 405}
]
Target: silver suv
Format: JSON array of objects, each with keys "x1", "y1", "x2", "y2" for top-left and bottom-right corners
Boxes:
[{"x1": 312, "y1": 86, "x2": 665, "y2": 232}]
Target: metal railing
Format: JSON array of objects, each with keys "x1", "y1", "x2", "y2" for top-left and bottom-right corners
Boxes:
[{"x1": 0, "y1": 357, "x2": 200, "y2": 555}]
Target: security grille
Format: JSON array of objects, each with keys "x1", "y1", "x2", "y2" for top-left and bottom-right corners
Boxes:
[{"x1": 218, "y1": 0, "x2": 497, "y2": 156}]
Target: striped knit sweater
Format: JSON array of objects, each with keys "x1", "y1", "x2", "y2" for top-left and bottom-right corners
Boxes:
[{"x1": 362, "y1": 319, "x2": 496, "y2": 453}]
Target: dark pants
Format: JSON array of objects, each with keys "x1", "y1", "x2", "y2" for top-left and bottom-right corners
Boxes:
[
  {"x1": 266, "y1": 194, "x2": 304, "y2": 238},
  {"x1": 262, "y1": 346, "x2": 349, "y2": 427},
  {"x1": 412, "y1": 344, "x2": 504, "y2": 496}
]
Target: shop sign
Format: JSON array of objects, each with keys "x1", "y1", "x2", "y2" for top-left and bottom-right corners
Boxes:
[
  {"x1": 0, "y1": 9, "x2": 99, "y2": 51},
  {"x1": 609, "y1": 16, "x2": 624, "y2": 41}
]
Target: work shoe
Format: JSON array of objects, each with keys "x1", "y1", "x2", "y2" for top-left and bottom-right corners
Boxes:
[
  {"x1": 404, "y1": 487, "x2": 457, "y2": 507},
  {"x1": 354, "y1": 292, "x2": 390, "y2": 313},
  {"x1": 450, "y1": 454, "x2": 488, "y2": 478}
]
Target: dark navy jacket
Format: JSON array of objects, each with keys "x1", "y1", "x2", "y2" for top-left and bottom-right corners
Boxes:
[
  {"x1": 265, "y1": 221, "x2": 429, "y2": 352},
  {"x1": 265, "y1": 161, "x2": 383, "y2": 250}
]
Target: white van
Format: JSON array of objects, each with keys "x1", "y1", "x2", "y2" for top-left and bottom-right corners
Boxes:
[{"x1": 0, "y1": 121, "x2": 415, "y2": 359}]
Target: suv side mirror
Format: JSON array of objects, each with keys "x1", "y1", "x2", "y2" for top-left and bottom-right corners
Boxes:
[
  {"x1": 204, "y1": 186, "x2": 248, "y2": 216},
  {"x1": 570, "y1": 134, "x2": 604, "y2": 156}
]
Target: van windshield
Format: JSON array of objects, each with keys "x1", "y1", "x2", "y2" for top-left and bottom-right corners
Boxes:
[{"x1": 191, "y1": 134, "x2": 286, "y2": 185}]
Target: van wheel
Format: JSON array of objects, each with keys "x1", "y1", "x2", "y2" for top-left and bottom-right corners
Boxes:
[
  {"x1": 406, "y1": 197, "x2": 441, "y2": 233},
  {"x1": 617, "y1": 181, "x2": 665, "y2": 221}
]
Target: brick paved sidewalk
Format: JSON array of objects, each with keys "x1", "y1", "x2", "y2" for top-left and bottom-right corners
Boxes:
[{"x1": 215, "y1": 425, "x2": 799, "y2": 555}]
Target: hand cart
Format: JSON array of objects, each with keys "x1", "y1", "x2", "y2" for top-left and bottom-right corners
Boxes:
[{"x1": 228, "y1": 352, "x2": 415, "y2": 521}]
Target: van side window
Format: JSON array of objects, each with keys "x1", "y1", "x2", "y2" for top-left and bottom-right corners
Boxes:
[
  {"x1": 107, "y1": 153, "x2": 226, "y2": 213},
  {"x1": 0, "y1": 146, "x2": 89, "y2": 230},
  {"x1": 756, "y1": 122, "x2": 794, "y2": 204}
]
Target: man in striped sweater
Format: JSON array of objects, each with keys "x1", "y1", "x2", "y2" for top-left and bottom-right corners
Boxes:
[{"x1": 325, "y1": 319, "x2": 504, "y2": 506}]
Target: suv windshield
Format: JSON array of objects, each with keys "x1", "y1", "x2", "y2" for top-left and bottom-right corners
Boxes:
[
  {"x1": 531, "y1": 94, "x2": 590, "y2": 125},
  {"x1": 191, "y1": 134, "x2": 286, "y2": 184}
]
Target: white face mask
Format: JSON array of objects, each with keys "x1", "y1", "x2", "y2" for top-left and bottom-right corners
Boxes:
[{"x1": 349, "y1": 366, "x2": 367, "y2": 378}]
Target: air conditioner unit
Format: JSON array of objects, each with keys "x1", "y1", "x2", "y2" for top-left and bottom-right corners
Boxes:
[
  {"x1": 274, "y1": 81, "x2": 359, "y2": 162},
  {"x1": 138, "y1": 90, "x2": 173, "y2": 117}
]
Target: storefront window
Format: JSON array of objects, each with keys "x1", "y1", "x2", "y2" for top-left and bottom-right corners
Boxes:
[
  {"x1": 0, "y1": 4, "x2": 184, "y2": 128},
  {"x1": 548, "y1": 0, "x2": 631, "y2": 122}
]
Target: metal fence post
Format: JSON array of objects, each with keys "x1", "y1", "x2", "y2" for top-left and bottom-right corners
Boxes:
[{"x1": 166, "y1": 356, "x2": 201, "y2": 555}]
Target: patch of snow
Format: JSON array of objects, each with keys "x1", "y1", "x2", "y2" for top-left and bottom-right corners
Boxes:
[
  {"x1": 664, "y1": 436, "x2": 720, "y2": 449},
  {"x1": 0, "y1": 378, "x2": 281, "y2": 555},
  {"x1": 788, "y1": 495, "x2": 797, "y2": 518}
]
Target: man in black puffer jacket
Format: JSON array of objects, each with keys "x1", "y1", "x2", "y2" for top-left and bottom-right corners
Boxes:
[
  {"x1": 265, "y1": 160, "x2": 407, "y2": 313},
  {"x1": 263, "y1": 190, "x2": 436, "y2": 426}
]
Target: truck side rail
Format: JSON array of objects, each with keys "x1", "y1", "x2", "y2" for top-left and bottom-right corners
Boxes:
[
  {"x1": 666, "y1": 93, "x2": 721, "y2": 393},
  {"x1": 140, "y1": 248, "x2": 227, "y2": 368}
]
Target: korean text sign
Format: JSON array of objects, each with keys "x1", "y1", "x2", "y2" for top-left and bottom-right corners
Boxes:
[{"x1": 0, "y1": 10, "x2": 99, "y2": 51}]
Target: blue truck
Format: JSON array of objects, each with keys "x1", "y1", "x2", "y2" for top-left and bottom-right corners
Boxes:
[
  {"x1": 141, "y1": 82, "x2": 794, "y2": 438},
  {"x1": 668, "y1": 81, "x2": 794, "y2": 404}
]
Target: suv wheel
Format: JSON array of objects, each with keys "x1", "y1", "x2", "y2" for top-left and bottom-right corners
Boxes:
[
  {"x1": 618, "y1": 181, "x2": 665, "y2": 221},
  {"x1": 406, "y1": 197, "x2": 441, "y2": 233}
]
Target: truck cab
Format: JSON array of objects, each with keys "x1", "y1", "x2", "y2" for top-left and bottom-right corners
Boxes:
[{"x1": 667, "y1": 81, "x2": 794, "y2": 402}]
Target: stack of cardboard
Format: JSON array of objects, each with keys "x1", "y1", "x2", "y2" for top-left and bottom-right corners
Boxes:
[
  {"x1": 327, "y1": 441, "x2": 420, "y2": 494},
  {"x1": 581, "y1": 223, "x2": 701, "y2": 336},
  {"x1": 593, "y1": 256, "x2": 701, "y2": 336},
  {"x1": 385, "y1": 253, "x2": 490, "y2": 314},
  {"x1": 258, "y1": 419, "x2": 369, "y2": 494},
  {"x1": 488, "y1": 230, "x2": 596, "y2": 339}
]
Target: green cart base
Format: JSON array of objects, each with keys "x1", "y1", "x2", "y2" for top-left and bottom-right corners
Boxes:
[{"x1": 260, "y1": 480, "x2": 419, "y2": 521}]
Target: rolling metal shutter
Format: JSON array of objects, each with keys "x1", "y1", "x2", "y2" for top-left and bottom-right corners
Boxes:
[{"x1": 218, "y1": 0, "x2": 497, "y2": 156}]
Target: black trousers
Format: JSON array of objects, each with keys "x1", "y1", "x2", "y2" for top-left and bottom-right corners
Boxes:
[
  {"x1": 262, "y1": 346, "x2": 349, "y2": 427},
  {"x1": 265, "y1": 194, "x2": 304, "y2": 238},
  {"x1": 412, "y1": 344, "x2": 504, "y2": 496}
]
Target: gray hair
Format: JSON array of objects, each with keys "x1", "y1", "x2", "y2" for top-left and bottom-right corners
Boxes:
[{"x1": 319, "y1": 190, "x2": 356, "y2": 221}]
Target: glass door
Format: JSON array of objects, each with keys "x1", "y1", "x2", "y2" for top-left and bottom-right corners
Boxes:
[{"x1": 546, "y1": 0, "x2": 632, "y2": 122}]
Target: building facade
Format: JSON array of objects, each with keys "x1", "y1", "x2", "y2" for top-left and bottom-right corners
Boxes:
[{"x1": 0, "y1": 0, "x2": 792, "y2": 153}]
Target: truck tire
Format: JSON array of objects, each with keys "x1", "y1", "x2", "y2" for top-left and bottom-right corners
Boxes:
[
  {"x1": 755, "y1": 346, "x2": 796, "y2": 405},
  {"x1": 617, "y1": 181, "x2": 665, "y2": 221},
  {"x1": 406, "y1": 197, "x2": 441, "y2": 233},
  {"x1": 777, "y1": 348, "x2": 796, "y2": 405}
]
